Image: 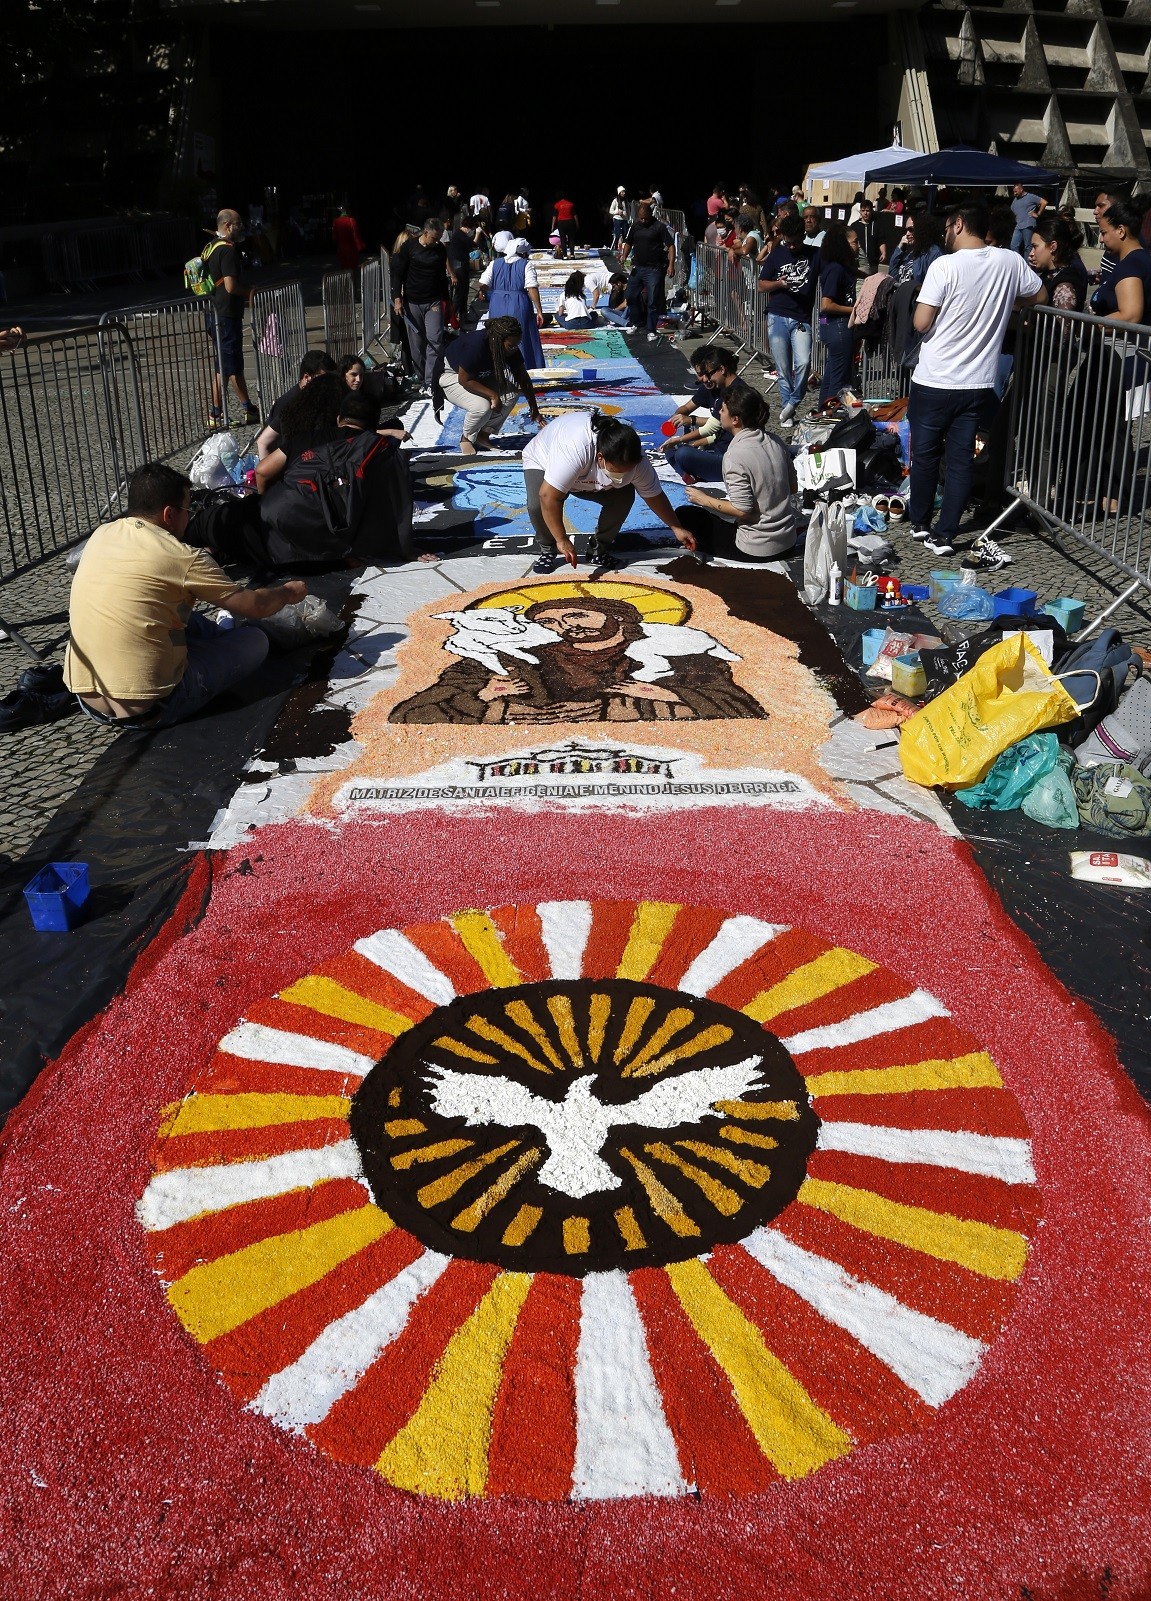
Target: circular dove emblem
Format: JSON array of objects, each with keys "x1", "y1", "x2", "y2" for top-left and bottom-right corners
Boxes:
[
  {"x1": 140, "y1": 899, "x2": 1040, "y2": 1503},
  {"x1": 351, "y1": 978, "x2": 817, "y2": 1275}
]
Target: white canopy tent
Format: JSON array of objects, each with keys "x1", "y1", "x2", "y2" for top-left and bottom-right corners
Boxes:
[{"x1": 804, "y1": 144, "x2": 927, "y2": 205}]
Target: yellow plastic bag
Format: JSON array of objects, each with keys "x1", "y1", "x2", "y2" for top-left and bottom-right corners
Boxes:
[{"x1": 899, "y1": 632, "x2": 1080, "y2": 789}]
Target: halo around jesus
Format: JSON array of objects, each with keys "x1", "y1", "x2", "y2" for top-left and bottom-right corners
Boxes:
[
  {"x1": 139, "y1": 899, "x2": 1040, "y2": 1503},
  {"x1": 473, "y1": 579, "x2": 691, "y2": 626}
]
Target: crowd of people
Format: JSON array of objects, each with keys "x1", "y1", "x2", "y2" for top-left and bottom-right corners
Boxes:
[{"x1": 41, "y1": 168, "x2": 1151, "y2": 735}]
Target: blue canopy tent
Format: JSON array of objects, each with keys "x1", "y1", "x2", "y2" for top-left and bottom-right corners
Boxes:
[{"x1": 862, "y1": 146, "x2": 1059, "y2": 188}]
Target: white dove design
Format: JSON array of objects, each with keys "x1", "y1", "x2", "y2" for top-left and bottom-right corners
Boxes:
[{"x1": 422, "y1": 1057, "x2": 766, "y2": 1200}]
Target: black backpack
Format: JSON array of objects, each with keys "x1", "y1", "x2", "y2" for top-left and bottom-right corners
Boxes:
[{"x1": 262, "y1": 431, "x2": 400, "y2": 566}]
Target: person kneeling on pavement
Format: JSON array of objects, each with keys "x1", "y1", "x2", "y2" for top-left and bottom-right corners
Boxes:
[
  {"x1": 661, "y1": 345, "x2": 749, "y2": 482},
  {"x1": 678, "y1": 386, "x2": 797, "y2": 562},
  {"x1": 523, "y1": 411, "x2": 697, "y2": 574},
  {"x1": 434, "y1": 316, "x2": 542, "y2": 456},
  {"x1": 253, "y1": 375, "x2": 411, "y2": 567},
  {"x1": 64, "y1": 462, "x2": 305, "y2": 730}
]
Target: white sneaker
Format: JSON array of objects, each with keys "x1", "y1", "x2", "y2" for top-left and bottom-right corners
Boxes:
[
  {"x1": 779, "y1": 404, "x2": 796, "y2": 427},
  {"x1": 647, "y1": 331, "x2": 660, "y2": 343},
  {"x1": 622, "y1": 325, "x2": 637, "y2": 333},
  {"x1": 910, "y1": 526, "x2": 932, "y2": 542}
]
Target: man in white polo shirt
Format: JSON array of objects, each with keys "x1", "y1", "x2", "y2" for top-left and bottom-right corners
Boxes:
[
  {"x1": 522, "y1": 411, "x2": 696, "y2": 573},
  {"x1": 909, "y1": 202, "x2": 1045, "y2": 556}
]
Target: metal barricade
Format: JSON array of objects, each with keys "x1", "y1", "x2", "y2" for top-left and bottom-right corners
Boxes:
[
  {"x1": 322, "y1": 269, "x2": 359, "y2": 361},
  {"x1": 249, "y1": 279, "x2": 308, "y2": 415},
  {"x1": 0, "y1": 325, "x2": 147, "y2": 655},
  {"x1": 989, "y1": 303, "x2": 1151, "y2": 632},
  {"x1": 100, "y1": 297, "x2": 225, "y2": 463},
  {"x1": 359, "y1": 257, "x2": 384, "y2": 357}
]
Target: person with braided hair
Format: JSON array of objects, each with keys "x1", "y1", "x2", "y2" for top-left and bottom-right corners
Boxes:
[{"x1": 437, "y1": 316, "x2": 544, "y2": 456}]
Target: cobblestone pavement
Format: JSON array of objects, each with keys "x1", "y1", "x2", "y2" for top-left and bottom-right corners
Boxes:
[{"x1": 3, "y1": 314, "x2": 1149, "y2": 868}]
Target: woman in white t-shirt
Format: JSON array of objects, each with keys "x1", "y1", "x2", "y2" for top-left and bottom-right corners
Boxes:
[
  {"x1": 555, "y1": 270, "x2": 595, "y2": 329},
  {"x1": 522, "y1": 411, "x2": 697, "y2": 573}
]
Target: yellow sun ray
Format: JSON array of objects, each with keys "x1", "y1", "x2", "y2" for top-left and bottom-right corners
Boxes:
[
  {"x1": 376, "y1": 1271, "x2": 534, "y2": 1499},
  {"x1": 613, "y1": 996, "x2": 657, "y2": 1064},
  {"x1": 804, "y1": 1051, "x2": 1004, "y2": 1098},
  {"x1": 390, "y1": 1138, "x2": 475, "y2": 1170},
  {"x1": 448, "y1": 911, "x2": 523, "y2": 989},
  {"x1": 586, "y1": 992, "x2": 612, "y2": 1063},
  {"x1": 385, "y1": 1119, "x2": 427, "y2": 1138},
  {"x1": 618, "y1": 1149, "x2": 702, "y2": 1237},
  {"x1": 465, "y1": 1015, "x2": 556, "y2": 1075},
  {"x1": 627, "y1": 1024, "x2": 736, "y2": 1080},
  {"x1": 741, "y1": 948, "x2": 878, "y2": 1025},
  {"x1": 159, "y1": 1092, "x2": 349, "y2": 1137},
  {"x1": 545, "y1": 994, "x2": 586, "y2": 1069},
  {"x1": 674, "y1": 1139, "x2": 772, "y2": 1188},
  {"x1": 416, "y1": 1140, "x2": 522, "y2": 1209},
  {"x1": 798, "y1": 1177, "x2": 1030, "y2": 1281},
  {"x1": 716, "y1": 1098, "x2": 800, "y2": 1121},
  {"x1": 615, "y1": 1206, "x2": 647, "y2": 1250},
  {"x1": 502, "y1": 1204, "x2": 543, "y2": 1246},
  {"x1": 645, "y1": 1142, "x2": 744, "y2": 1216},
  {"x1": 433, "y1": 1036, "x2": 500, "y2": 1065},
  {"x1": 665, "y1": 1260, "x2": 852, "y2": 1479},
  {"x1": 621, "y1": 1007, "x2": 698, "y2": 1075},
  {"x1": 451, "y1": 1149, "x2": 543, "y2": 1232},
  {"x1": 562, "y1": 1216, "x2": 591, "y2": 1254},
  {"x1": 502, "y1": 1000, "x2": 567, "y2": 1072},
  {"x1": 168, "y1": 1205, "x2": 392, "y2": 1344},
  {"x1": 616, "y1": 901, "x2": 681, "y2": 983},
  {"x1": 721, "y1": 1125, "x2": 780, "y2": 1151},
  {"x1": 278, "y1": 975, "x2": 412, "y2": 1039}
]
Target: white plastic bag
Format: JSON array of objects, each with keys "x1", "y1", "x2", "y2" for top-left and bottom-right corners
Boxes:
[
  {"x1": 802, "y1": 500, "x2": 849, "y2": 605},
  {"x1": 189, "y1": 431, "x2": 240, "y2": 490},
  {"x1": 256, "y1": 594, "x2": 345, "y2": 647},
  {"x1": 796, "y1": 448, "x2": 858, "y2": 493}
]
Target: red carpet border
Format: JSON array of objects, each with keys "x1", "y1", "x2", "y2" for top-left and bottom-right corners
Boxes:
[{"x1": 1, "y1": 808, "x2": 1150, "y2": 1599}]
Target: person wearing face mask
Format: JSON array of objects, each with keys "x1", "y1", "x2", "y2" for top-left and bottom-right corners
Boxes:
[
  {"x1": 521, "y1": 411, "x2": 697, "y2": 573},
  {"x1": 206, "y1": 209, "x2": 260, "y2": 430}
]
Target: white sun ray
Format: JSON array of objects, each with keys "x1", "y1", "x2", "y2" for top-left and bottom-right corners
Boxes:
[
  {"x1": 571, "y1": 1271, "x2": 690, "y2": 1499},
  {"x1": 137, "y1": 1140, "x2": 367, "y2": 1232},
  {"x1": 780, "y1": 990, "x2": 950, "y2": 1056},
  {"x1": 249, "y1": 1248, "x2": 453, "y2": 1433},
  {"x1": 218, "y1": 1021, "x2": 375, "y2": 1077},
  {"x1": 353, "y1": 928, "x2": 458, "y2": 1005},
  {"x1": 537, "y1": 900, "x2": 593, "y2": 981},
  {"x1": 739, "y1": 1227, "x2": 986, "y2": 1407},
  {"x1": 678, "y1": 914, "x2": 788, "y2": 998},
  {"x1": 816, "y1": 1122, "x2": 1037, "y2": 1184}
]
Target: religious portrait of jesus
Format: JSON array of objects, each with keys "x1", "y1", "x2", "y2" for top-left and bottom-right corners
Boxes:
[{"x1": 389, "y1": 591, "x2": 766, "y2": 725}]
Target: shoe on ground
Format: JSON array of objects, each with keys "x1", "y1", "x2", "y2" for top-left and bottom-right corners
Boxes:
[
  {"x1": 923, "y1": 534, "x2": 956, "y2": 555},
  {"x1": 238, "y1": 405, "x2": 260, "y2": 426},
  {"x1": 961, "y1": 533, "x2": 1013, "y2": 571},
  {"x1": 0, "y1": 685, "x2": 76, "y2": 733},
  {"x1": 206, "y1": 409, "x2": 224, "y2": 431},
  {"x1": 646, "y1": 331, "x2": 660, "y2": 343},
  {"x1": 531, "y1": 549, "x2": 561, "y2": 574},
  {"x1": 621, "y1": 325, "x2": 637, "y2": 333},
  {"x1": 779, "y1": 404, "x2": 796, "y2": 428},
  {"x1": 910, "y1": 526, "x2": 932, "y2": 542},
  {"x1": 18, "y1": 661, "x2": 65, "y2": 694},
  {"x1": 586, "y1": 537, "x2": 621, "y2": 569}
]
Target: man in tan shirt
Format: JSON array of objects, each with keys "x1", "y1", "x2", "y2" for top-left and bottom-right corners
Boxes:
[{"x1": 65, "y1": 462, "x2": 306, "y2": 729}]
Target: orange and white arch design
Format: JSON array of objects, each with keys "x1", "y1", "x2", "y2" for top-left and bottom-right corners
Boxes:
[{"x1": 139, "y1": 900, "x2": 1040, "y2": 1501}]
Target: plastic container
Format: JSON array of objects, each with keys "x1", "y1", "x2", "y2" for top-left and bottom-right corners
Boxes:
[
  {"x1": 992, "y1": 586, "x2": 1038, "y2": 618},
  {"x1": 1044, "y1": 596, "x2": 1085, "y2": 633},
  {"x1": 845, "y1": 580, "x2": 876, "y2": 611},
  {"x1": 861, "y1": 628, "x2": 887, "y2": 668},
  {"x1": 902, "y1": 583, "x2": 930, "y2": 603},
  {"x1": 891, "y1": 652, "x2": 927, "y2": 697},
  {"x1": 582, "y1": 367, "x2": 597, "y2": 380},
  {"x1": 828, "y1": 561, "x2": 843, "y2": 606},
  {"x1": 660, "y1": 419, "x2": 678, "y2": 437},
  {"x1": 930, "y1": 569, "x2": 961, "y2": 602},
  {"x1": 23, "y1": 862, "x2": 90, "y2": 932}
]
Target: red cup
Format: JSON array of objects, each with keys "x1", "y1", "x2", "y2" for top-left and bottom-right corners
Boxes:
[{"x1": 660, "y1": 420, "x2": 678, "y2": 437}]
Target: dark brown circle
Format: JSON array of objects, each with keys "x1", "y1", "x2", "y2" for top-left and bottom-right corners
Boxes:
[{"x1": 350, "y1": 978, "x2": 818, "y2": 1276}]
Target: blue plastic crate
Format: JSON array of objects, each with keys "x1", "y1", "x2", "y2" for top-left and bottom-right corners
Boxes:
[{"x1": 23, "y1": 862, "x2": 90, "y2": 932}]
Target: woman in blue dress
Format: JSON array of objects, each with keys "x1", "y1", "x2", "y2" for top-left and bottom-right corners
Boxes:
[{"x1": 478, "y1": 238, "x2": 545, "y2": 370}]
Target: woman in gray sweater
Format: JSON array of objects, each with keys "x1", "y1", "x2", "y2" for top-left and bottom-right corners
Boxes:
[{"x1": 680, "y1": 386, "x2": 797, "y2": 560}]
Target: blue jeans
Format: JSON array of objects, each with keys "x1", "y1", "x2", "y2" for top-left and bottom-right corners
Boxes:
[
  {"x1": 767, "y1": 313, "x2": 812, "y2": 412},
  {"x1": 600, "y1": 305, "x2": 630, "y2": 327},
  {"x1": 665, "y1": 439, "x2": 728, "y2": 480},
  {"x1": 818, "y1": 318, "x2": 857, "y2": 408},
  {"x1": 1010, "y1": 227, "x2": 1031, "y2": 256},
  {"x1": 626, "y1": 265, "x2": 666, "y2": 333},
  {"x1": 907, "y1": 381, "x2": 991, "y2": 540},
  {"x1": 156, "y1": 612, "x2": 270, "y2": 726}
]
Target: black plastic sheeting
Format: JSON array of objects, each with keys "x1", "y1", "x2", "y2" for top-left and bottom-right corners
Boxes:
[
  {"x1": 810, "y1": 594, "x2": 1151, "y2": 1101},
  {"x1": 0, "y1": 641, "x2": 348, "y2": 1122}
]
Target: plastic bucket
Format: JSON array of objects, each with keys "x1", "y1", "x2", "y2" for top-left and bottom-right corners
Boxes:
[
  {"x1": 1044, "y1": 596, "x2": 1085, "y2": 633},
  {"x1": 992, "y1": 586, "x2": 1037, "y2": 618},
  {"x1": 24, "y1": 862, "x2": 90, "y2": 932},
  {"x1": 582, "y1": 367, "x2": 597, "y2": 380},
  {"x1": 930, "y1": 569, "x2": 960, "y2": 602},
  {"x1": 861, "y1": 628, "x2": 887, "y2": 668}
]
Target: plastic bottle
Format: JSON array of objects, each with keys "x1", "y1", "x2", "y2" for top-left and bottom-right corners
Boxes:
[
  {"x1": 828, "y1": 560, "x2": 843, "y2": 606},
  {"x1": 218, "y1": 438, "x2": 240, "y2": 481}
]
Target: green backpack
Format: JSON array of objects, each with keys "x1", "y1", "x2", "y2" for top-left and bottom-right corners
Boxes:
[{"x1": 183, "y1": 238, "x2": 225, "y2": 297}]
